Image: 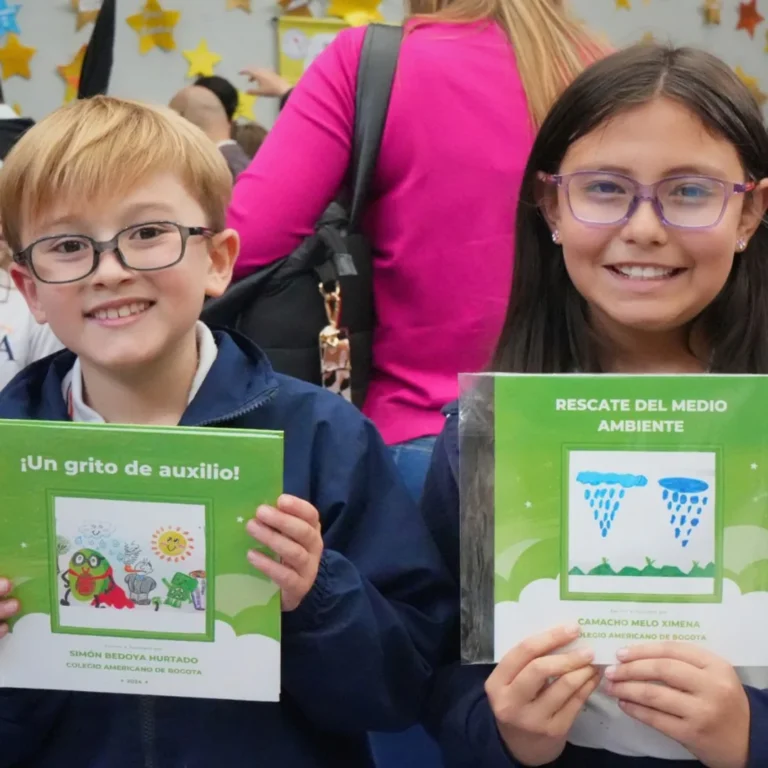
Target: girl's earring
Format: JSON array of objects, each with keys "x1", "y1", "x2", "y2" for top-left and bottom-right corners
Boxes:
[
  {"x1": 737, "y1": 237, "x2": 748, "y2": 252},
  {"x1": 552, "y1": 230, "x2": 561, "y2": 244}
]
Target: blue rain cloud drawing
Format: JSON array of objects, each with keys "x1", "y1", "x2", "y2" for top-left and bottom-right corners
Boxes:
[
  {"x1": 659, "y1": 477, "x2": 709, "y2": 549},
  {"x1": 576, "y1": 471, "x2": 647, "y2": 538}
]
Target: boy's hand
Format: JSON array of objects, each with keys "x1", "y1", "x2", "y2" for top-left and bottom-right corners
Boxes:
[
  {"x1": 604, "y1": 643, "x2": 749, "y2": 768},
  {"x1": 0, "y1": 577, "x2": 20, "y2": 638},
  {"x1": 486, "y1": 625, "x2": 601, "y2": 766},
  {"x1": 246, "y1": 495, "x2": 323, "y2": 612}
]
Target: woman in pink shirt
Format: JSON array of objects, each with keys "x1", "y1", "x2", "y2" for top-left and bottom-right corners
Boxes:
[
  {"x1": 228, "y1": 2, "x2": 605, "y2": 766},
  {"x1": 228, "y1": 4, "x2": 604, "y2": 497}
]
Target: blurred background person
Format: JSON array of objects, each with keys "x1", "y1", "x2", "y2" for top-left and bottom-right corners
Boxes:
[
  {"x1": 170, "y1": 84, "x2": 251, "y2": 179},
  {"x1": 235, "y1": 120, "x2": 269, "y2": 159},
  {"x1": 227, "y1": 5, "x2": 607, "y2": 765},
  {"x1": 0, "y1": 221, "x2": 63, "y2": 389},
  {"x1": 228, "y1": 0, "x2": 608, "y2": 502},
  {"x1": 194, "y1": 74, "x2": 240, "y2": 125}
]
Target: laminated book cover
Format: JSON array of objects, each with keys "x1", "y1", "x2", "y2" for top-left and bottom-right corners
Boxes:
[
  {"x1": 459, "y1": 373, "x2": 768, "y2": 667},
  {"x1": 0, "y1": 420, "x2": 284, "y2": 701}
]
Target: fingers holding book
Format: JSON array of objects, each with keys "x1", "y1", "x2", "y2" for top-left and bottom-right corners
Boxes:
[{"x1": 0, "y1": 577, "x2": 20, "y2": 638}]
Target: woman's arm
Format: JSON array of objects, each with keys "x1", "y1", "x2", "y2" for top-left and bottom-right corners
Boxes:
[{"x1": 227, "y1": 28, "x2": 366, "y2": 281}]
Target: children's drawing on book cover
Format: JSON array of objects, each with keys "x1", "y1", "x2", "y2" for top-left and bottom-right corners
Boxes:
[
  {"x1": 566, "y1": 450, "x2": 719, "y2": 601},
  {"x1": 53, "y1": 496, "x2": 210, "y2": 638}
]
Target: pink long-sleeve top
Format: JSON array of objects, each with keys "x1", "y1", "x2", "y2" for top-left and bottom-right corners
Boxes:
[{"x1": 228, "y1": 20, "x2": 535, "y2": 446}]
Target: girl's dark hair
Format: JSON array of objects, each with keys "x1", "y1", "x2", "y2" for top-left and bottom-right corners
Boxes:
[{"x1": 493, "y1": 43, "x2": 768, "y2": 374}]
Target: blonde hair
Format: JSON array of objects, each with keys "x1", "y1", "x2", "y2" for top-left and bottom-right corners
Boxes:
[
  {"x1": 0, "y1": 95, "x2": 232, "y2": 254},
  {"x1": 0, "y1": 237, "x2": 10, "y2": 271},
  {"x1": 407, "y1": 0, "x2": 610, "y2": 128}
]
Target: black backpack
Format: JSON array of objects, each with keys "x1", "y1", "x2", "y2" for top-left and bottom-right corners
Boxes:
[{"x1": 202, "y1": 24, "x2": 402, "y2": 409}]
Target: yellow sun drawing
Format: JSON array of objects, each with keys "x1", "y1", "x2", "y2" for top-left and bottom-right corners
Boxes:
[{"x1": 151, "y1": 526, "x2": 194, "y2": 562}]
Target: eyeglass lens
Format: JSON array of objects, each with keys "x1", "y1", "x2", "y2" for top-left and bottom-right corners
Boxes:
[
  {"x1": 29, "y1": 222, "x2": 185, "y2": 283},
  {"x1": 566, "y1": 173, "x2": 729, "y2": 228}
]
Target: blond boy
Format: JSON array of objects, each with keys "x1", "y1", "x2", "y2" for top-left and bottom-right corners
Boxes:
[{"x1": 0, "y1": 96, "x2": 452, "y2": 767}]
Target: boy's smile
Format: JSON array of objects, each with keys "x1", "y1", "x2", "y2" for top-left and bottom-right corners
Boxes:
[
  {"x1": 11, "y1": 172, "x2": 237, "y2": 381},
  {"x1": 84, "y1": 298, "x2": 156, "y2": 327}
]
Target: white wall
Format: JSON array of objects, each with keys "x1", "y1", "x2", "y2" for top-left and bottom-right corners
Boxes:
[
  {"x1": 2, "y1": 0, "x2": 400, "y2": 126},
  {"x1": 4, "y1": 0, "x2": 768, "y2": 125},
  {"x1": 573, "y1": 0, "x2": 768, "y2": 82}
]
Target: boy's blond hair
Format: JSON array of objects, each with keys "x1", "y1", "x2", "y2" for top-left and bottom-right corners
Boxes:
[{"x1": 0, "y1": 95, "x2": 232, "y2": 255}]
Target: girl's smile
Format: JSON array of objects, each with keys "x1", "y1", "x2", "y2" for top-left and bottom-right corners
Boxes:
[
  {"x1": 605, "y1": 264, "x2": 685, "y2": 281},
  {"x1": 603, "y1": 263, "x2": 688, "y2": 295}
]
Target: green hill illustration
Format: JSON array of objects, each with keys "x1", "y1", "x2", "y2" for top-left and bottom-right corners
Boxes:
[{"x1": 569, "y1": 557, "x2": 715, "y2": 578}]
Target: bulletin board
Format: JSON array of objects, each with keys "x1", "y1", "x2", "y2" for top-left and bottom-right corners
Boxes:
[{"x1": 276, "y1": 15, "x2": 348, "y2": 85}]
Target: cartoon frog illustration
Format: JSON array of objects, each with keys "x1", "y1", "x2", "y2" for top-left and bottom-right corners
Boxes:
[
  {"x1": 61, "y1": 548, "x2": 134, "y2": 609},
  {"x1": 162, "y1": 572, "x2": 197, "y2": 608}
]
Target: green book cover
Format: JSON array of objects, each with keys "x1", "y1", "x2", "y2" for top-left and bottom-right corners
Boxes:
[
  {"x1": 460, "y1": 374, "x2": 768, "y2": 666},
  {"x1": 0, "y1": 419, "x2": 283, "y2": 701}
]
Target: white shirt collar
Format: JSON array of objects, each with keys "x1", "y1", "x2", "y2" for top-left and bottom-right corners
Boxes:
[
  {"x1": 0, "y1": 104, "x2": 19, "y2": 120},
  {"x1": 62, "y1": 322, "x2": 219, "y2": 423}
]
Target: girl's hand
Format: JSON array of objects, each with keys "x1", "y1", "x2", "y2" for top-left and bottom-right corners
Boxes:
[
  {"x1": 486, "y1": 625, "x2": 601, "y2": 766},
  {"x1": 246, "y1": 495, "x2": 323, "y2": 612},
  {"x1": 604, "y1": 643, "x2": 749, "y2": 768},
  {"x1": 0, "y1": 577, "x2": 20, "y2": 638}
]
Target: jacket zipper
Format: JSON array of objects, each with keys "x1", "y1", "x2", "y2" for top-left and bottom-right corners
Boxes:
[
  {"x1": 196, "y1": 386, "x2": 278, "y2": 427},
  {"x1": 139, "y1": 695, "x2": 156, "y2": 768}
]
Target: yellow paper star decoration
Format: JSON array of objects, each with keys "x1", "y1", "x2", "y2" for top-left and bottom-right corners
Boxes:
[
  {"x1": 58, "y1": 45, "x2": 87, "y2": 104},
  {"x1": 127, "y1": 0, "x2": 181, "y2": 55},
  {"x1": 641, "y1": 31, "x2": 655, "y2": 43},
  {"x1": 735, "y1": 66, "x2": 767, "y2": 107},
  {"x1": 12, "y1": 103, "x2": 20, "y2": 116},
  {"x1": 0, "y1": 34, "x2": 35, "y2": 80},
  {"x1": 327, "y1": 0, "x2": 383, "y2": 22},
  {"x1": 226, "y1": 0, "x2": 251, "y2": 11},
  {"x1": 235, "y1": 91, "x2": 257, "y2": 121},
  {"x1": 183, "y1": 39, "x2": 222, "y2": 78},
  {"x1": 615, "y1": 0, "x2": 631, "y2": 8},
  {"x1": 71, "y1": 0, "x2": 101, "y2": 31}
]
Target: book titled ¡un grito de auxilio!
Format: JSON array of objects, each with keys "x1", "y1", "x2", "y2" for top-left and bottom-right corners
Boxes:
[{"x1": 0, "y1": 419, "x2": 283, "y2": 701}]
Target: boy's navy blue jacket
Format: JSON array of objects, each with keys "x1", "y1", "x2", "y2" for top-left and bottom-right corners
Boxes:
[
  {"x1": 0, "y1": 330, "x2": 455, "y2": 768},
  {"x1": 421, "y1": 404, "x2": 768, "y2": 768}
]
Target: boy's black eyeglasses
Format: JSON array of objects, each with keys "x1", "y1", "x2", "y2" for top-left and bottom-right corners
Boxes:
[{"x1": 13, "y1": 221, "x2": 215, "y2": 285}]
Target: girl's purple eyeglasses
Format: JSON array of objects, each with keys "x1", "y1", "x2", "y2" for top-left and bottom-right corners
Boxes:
[{"x1": 538, "y1": 170, "x2": 755, "y2": 230}]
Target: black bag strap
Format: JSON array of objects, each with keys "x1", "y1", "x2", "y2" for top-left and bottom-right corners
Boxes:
[
  {"x1": 347, "y1": 24, "x2": 403, "y2": 233},
  {"x1": 202, "y1": 23, "x2": 402, "y2": 322}
]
